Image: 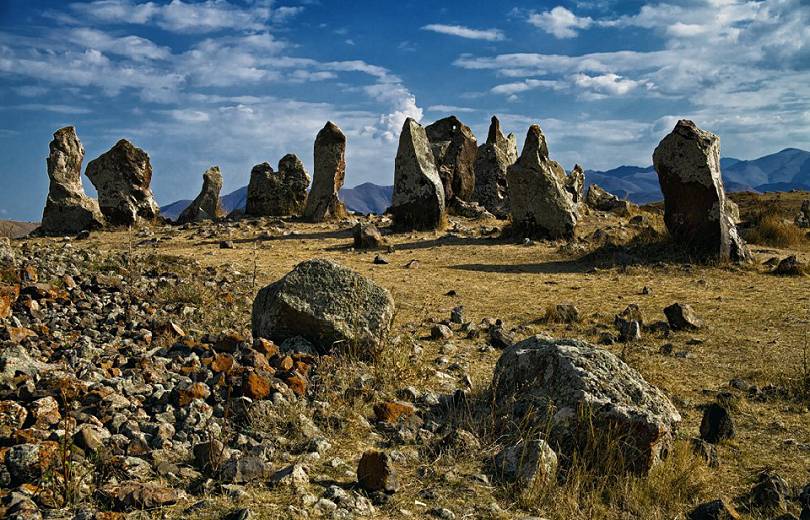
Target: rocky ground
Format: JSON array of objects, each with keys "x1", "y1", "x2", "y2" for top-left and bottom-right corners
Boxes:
[{"x1": 0, "y1": 192, "x2": 809, "y2": 520}]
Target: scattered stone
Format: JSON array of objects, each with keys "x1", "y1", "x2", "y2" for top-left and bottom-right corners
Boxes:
[
  {"x1": 219, "y1": 240, "x2": 234, "y2": 249},
  {"x1": 664, "y1": 303, "x2": 703, "y2": 330},
  {"x1": 492, "y1": 335, "x2": 681, "y2": 474},
  {"x1": 101, "y1": 481, "x2": 181, "y2": 511},
  {"x1": 690, "y1": 437, "x2": 719, "y2": 467},
  {"x1": 304, "y1": 121, "x2": 348, "y2": 221},
  {"x1": 426, "y1": 115, "x2": 477, "y2": 203},
  {"x1": 652, "y1": 120, "x2": 750, "y2": 262},
  {"x1": 353, "y1": 222, "x2": 386, "y2": 249},
  {"x1": 391, "y1": 118, "x2": 446, "y2": 230},
  {"x1": 357, "y1": 450, "x2": 399, "y2": 493},
  {"x1": 373, "y1": 254, "x2": 389, "y2": 265},
  {"x1": 585, "y1": 184, "x2": 631, "y2": 215},
  {"x1": 86, "y1": 139, "x2": 160, "y2": 225},
  {"x1": 474, "y1": 116, "x2": 517, "y2": 218},
  {"x1": 219, "y1": 455, "x2": 272, "y2": 483},
  {"x1": 245, "y1": 155, "x2": 310, "y2": 217},
  {"x1": 373, "y1": 400, "x2": 416, "y2": 424},
  {"x1": 40, "y1": 126, "x2": 105, "y2": 234},
  {"x1": 450, "y1": 305, "x2": 464, "y2": 324},
  {"x1": 773, "y1": 255, "x2": 805, "y2": 276},
  {"x1": 178, "y1": 166, "x2": 224, "y2": 224},
  {"x1": 748, "y1": 471, "x2": 789, "y2": 512},
  {"x1": 431, "y1": 324, "x2": 453, "y2": 340},
  {"x1": 699, "y1": 402, "x2": 735, "y2": 443},
  {"x1": 687, "y1": 498, "x2": 741, "y2": 520},
  {"x1": 492, "y1": 438, "x2": 558, "y2": 489},
  {"x1": 252, "y1": 259, "x2": 395, "y2": 357},
  {"x1": 506, "y1": 124, "x2": 577, "y2": 238}
]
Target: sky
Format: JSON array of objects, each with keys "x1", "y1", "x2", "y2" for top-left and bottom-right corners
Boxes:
[{"x1": 1, "y1": 0, "x2": 809, "y2": 221}]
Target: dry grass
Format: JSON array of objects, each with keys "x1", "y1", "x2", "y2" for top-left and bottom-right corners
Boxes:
[
  {"x1": 21, "y1": 199, "x2": 810, "y2": 519},
  {"x1": 745, "y1": 213, "x2": 806, "y2": 247}
]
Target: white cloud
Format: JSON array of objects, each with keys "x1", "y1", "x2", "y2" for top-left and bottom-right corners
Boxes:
[
  {"x1": 421, "y1": 24, "x2": 505, "y2": 41},
  {"x1": 362, "y1": 83, "x2": 423, "y2": 142},
  {"x1": 66, "y1": 28, "x2": 171, "y2": 61},
  {"x1": 527, "y1": 6, "x2": 593, "y2": 38},
  {"x1": 571, "y1": 73, "x2": 648, "y2": 96},
  {"x1": 491, "y1": 78, "x2": 564, "y2": 95},
  {"x1": 0, "y1": 103, "x2": 92, "y2": 114}
]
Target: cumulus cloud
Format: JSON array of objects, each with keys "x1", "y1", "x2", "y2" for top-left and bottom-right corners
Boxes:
[
  {"x1": 527, "y1": 7, "x2": 593, "y2": 38},
  {"x1": 421, "y1": 24, "x2": 505, "y2": 41}
]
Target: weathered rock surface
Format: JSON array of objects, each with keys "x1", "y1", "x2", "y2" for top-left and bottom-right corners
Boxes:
[
  {"x1": 492, "y1": 335, "x2": 681, "y2": 473},
  {"x1": 506, "y1": 125, "x2": 578, "y2": 238},
  {"x1": 653, "y1": 120, "x2": 750, "y2": 262},
  {"x1": 664, "y1": 303, "x2": 702, "y2": 330},
  {"x1": 252, "y1": 259, "x2": 395, "y2": 357},
  {"x1": 474, "y1": 116, "x2": 517, "y2": 218},
  {"x1": 41, "y1": 127, "x2": 105, "y2": 234},
  {"x1": 492, "y1": 438, "x2": 558, "y2": 489},
  {"x1": 687, "y1": 498, "x2": 741, "y2": 520},
  {"x1": 245, "y1": 155, "x2": 310, "y2": 217},
  {"x1": 177, "y1": 166, "x2": 224, "y2": 224},
  {"x1": 357, "y1": 450, "x2": 399, "y2": 493},
  {"x1": 585, "y1": 184, "x2": 631, "y2": 215},
  {"x1": 86, "y1": 139, "x2": 160, "y2": 225},
  {"x1": 353, "y1": 222, "x2": 386, "y2": 249},
  {"x1": 426, "y1": 116, "x2": 478, "y2": 203},
  {"x1": 565, "y1": 164, "x2": 585, "y2": 205},
  {"x1": 391, "y1": 118, "x2": 446, "y2": 230},
  {"x1": 304, "y1": 121, "x2": 348, "y2": 222},
  {"x1": 700, "y1": 402, "x2": 735, "y2": 444},
  {"x1": 796, "y1": 200, "x2": 810, "y2": 228}
]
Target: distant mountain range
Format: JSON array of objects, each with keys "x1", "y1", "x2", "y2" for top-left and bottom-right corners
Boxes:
[{"x1": 161, "y1": 148, "x2": 810, "y2": 219}]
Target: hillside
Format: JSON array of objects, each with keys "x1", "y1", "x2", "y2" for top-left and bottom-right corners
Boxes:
[{"x1": 0, "y1": 220, "x2": 38, "y2": 238}]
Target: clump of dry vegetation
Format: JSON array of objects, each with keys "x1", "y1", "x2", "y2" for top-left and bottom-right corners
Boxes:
[{"x1": 742, "y1": 204, "x2": 805, "y2": 247}]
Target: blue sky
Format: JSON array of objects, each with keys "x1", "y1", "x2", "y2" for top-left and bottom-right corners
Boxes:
[{"x1": 1, "y1": 0, "x2": 809, "y2": 221}]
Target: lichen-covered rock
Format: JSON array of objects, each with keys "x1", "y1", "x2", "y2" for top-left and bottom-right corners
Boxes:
[
  {"x1": 252, "y1": 259, "x2": 395, "y2": 358},
  {"x1": 41, "y1": 127, "x2": 105, "y2": 234},
  {"x1": 177, "y1": 166, "x2": 224, "y2": 224},
  {"x1": 653, "y1": 120, "x2": 750, "y2": 262},
  {"x1": 304, "y1": 121, "x2": 348, "y2": 221},
  {"x1": 506, "y1": 125, "x2": 578, "y2": 238},
  {"x1": 391, "y1": 118, "x2": 446, "y2": 230},
  {"x1": 492, "y1": 335, "x2": 681, "y2": 474},
  {"x1": 492, "y1": 438, "x2": 558, "y2": 489},
  {"x1": 245, "y1": 155, "x2": 310, "y2": 217},
  {"x1": 585, "y1": 184, "x2": 631, "y2": 215},
  {"x1": 474, "y1": 116, "x2": 517, "y2": 218},
  {"x1": 86, "y1": 139, "x2": 160, "y2": 225},
  {"x1": 426, "y1": 116, "x2": 478, "y2": 203}
]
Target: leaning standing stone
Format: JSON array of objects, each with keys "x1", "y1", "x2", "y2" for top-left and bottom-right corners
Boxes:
[
  {"x1": 86, "y1": 139, "x2": 160, "y2": 226},
  {"x1": 474, "y1": 116, "x2": 517, "y2": 218},
  {"x1": 391, "y1": 118, "x2": 446, "y2": 230},
  {"x1": 653, "y1": 120, "x2": 750, "y2": 262},
  {"x1": 177, "y1": 166, "x2": 224, "y2": 224},
  {"x1": 41, "y1": 126, "x2": 105, "y2": 234},
  {"x1": 304, "y1": 121, "x2": 348, "y2": 222},
  {"x1": 425, "y1": 115, "x2": 477, "y2": 203},
  {"x1": 506, "y1": 125, "x2": 577, "y2": 238}
]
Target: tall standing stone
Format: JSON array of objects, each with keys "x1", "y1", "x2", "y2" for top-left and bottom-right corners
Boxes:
[
  {"x1": 506, "y1": 125, "x2": 578, "y2": 238},
  {"x1": 652, "y1": 120, "x2": 750, "y2": 262},
  {"x1": 177, "y1": 166, "x2": 224, "y2": 224},
  {"x1": 41, "y1": 127, "x2": 105, "y2": 234},
  {"x1": 425, "y1": 116, "x2": 477, "y2": 203},
  {"x1": 565, "y1": 164, "x2": 585, "y2": 205},
  {"x1": 304, "y1": 121, "x2": 348, "y2": 222},
  {"x1": 86, "y1": 139, "x2": 160, "y2": 226},
  {"x1": 245, "y1": 155, "x2": 310, "y2": 217},
  {"x1": 391, "y1": 118, "x2": 446, "y2": 230},
  {"x1": 474, "y1": 116, "x2": 518, "y2": 218}
]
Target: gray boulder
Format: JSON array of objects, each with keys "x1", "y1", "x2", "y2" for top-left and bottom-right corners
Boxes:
[
  {"x1": 177, "y1": 166, "x2": 223, "y2": 224},
  {"x1": 245, "y1": 155, "x2": 310, "y2": 217},
  {"x1": 426, "y1": 116, "x2": 478, "y2": 203},
  {"x1": 391, "y1": 118, "x2": 446, "y2": 230},
  {"x1": 304, "y1": 121, "x2": 348, "y2": 222},
  {"x1": 474, "y1": 116, "x2": 517, "y2": 218},
  {"x1": 86, "y1": 139, "x2": 160, "y2": 226},
  {"x1": 252, "y1": 259, "x2": 395, "y2": 358},
  {"x1": 652, "y1": 120, "x2": 751, "y2": 262},
  {"x1": 41, "y1": 126, "x2": 105, "y2": 234},
  {"x1": 585, "y1": 184, "x2": 631, "y2": 215},
  {"x1": 492, "y1": 335, "x2": 681, "y2": 474},
  {"x1": 506, "y1": 125, "x2": 578, "y2": 238}
]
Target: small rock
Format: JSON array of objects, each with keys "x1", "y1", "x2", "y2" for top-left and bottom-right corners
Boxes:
[
  {"x1": 700, "y1": 402, "x2": 735, "y2": 444},
  {"x1": 664, "y1": 303, "x2": 703, "y2": 330},
  {"x1": 357, "y1": 450, "x2": 399, "y2": 493}
]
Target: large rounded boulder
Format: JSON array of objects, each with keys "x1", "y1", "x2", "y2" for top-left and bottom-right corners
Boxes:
[
  {"x1": 251, "y1": 259, "x2": 395, "y2": 358},
  {"x1": 493, "y1": 335, "x2": 681, "y2": 474}
]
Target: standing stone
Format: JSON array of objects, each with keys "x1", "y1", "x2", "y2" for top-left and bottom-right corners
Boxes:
[
  {"x1": 474, "y1": 116, "x2": 518, "y2": 218},
  {"x1": 304, "y1": 121, "x2": 348, "y2": 222},
  {"x1": 425, "y1": 116, "x2": 478, "y2": 203},
  {"x1": 586, "y1": 184, "x2": 631, "y2": 215},
  {"x1": 245, "y1": 155, "x2": 309, "y2": 217},
  {"x1": 41, "y1": 127, "x2": 105, "y2": 233},
  {"x1": 357, "y1": 451, "x2": 399, "y2": 493},
  {"x1": 565, "y1": 164, "x2": 585, "y2": 205},
  {"x1": 86, "y1": 139, "x2": 159, "y2": 226},
  {"x1": 652, "y1": 120, "x2": 750, "y2": 262},
  {"x1": 493, "y1": 335, "x2": 681, "y2": 474},
  {"x1": 506, "y1": 125, "x2": 578, "y2": 238},
  {"x1": 177, "y1": 166, "x2": 224, "y2": 224},
  {"x1": 391, "y1": 118, "x2": 446, "y2": 230}
]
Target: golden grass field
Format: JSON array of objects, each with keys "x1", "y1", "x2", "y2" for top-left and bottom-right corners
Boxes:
[{"x1": 24, "y1": 191, "x2": 810, "y2": 519}]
